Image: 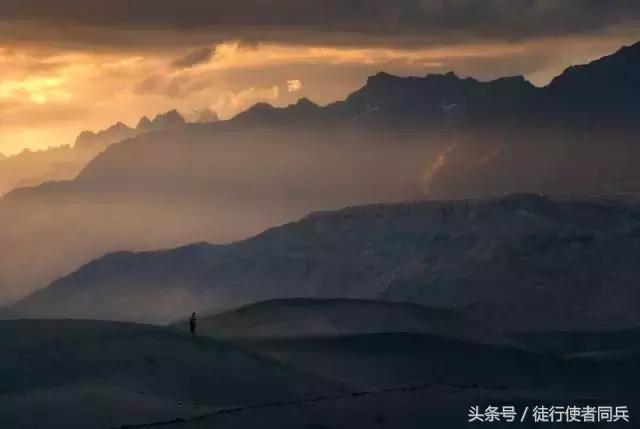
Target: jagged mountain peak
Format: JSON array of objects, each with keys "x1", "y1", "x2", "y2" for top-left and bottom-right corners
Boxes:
[
  {"x1": 136, "y1": 116, "x2": 152, "y2": 129},
  {"x1": 425, "y1": 71, "x2": 462, "y2": 81},
  {"x1": 491, "y1": 75, "x2": 532, "y2": 86},
  {"x1": 366, "y1": 71, "x2": 403, "y2": 84},
  {"x1": 136, "y1": 109, "x2": 186, "y2": 131},
  {"x1": 361, "y1": 69, "x2": 533, "y2": 95},
  {"x1": 208, "y1": 41, "x2": 640, "y2": 129},
  {"x1": 107, "y1": 121, "x2": 131, "y2": 132},
  {"x1": 151, "y1": 109, "x2": 185, "y2": 126},
  {"x1": 75, "y1": 129, "x2": 96, "y2": 140},
  {"x1": 74, "y1": 121, "x2": 135, "y2": 151},
  {"x1": 250, "y1": 102, "x2": 277, "y2": 111},
  {"x1": 294, "y1": 97, "x2": 318, "y2": 108}
]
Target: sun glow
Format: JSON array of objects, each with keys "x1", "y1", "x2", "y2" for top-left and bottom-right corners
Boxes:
[{"x1": 1, "y1": 32, "x2": 638, "y2": 155}]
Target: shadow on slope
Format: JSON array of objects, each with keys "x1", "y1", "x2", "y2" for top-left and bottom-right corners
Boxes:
[
  {"x1": 0, "y1": 320, "x2": 343, "y2": 429},
  {"x1": 510, "y1": 328, "x2": 640, "y2": 359},
  {"x1": 231, "y1": 332, "x2": 634, "y2": 393},
  {"x1": 117, "y1": 330, "x2": 640, "y2": 429}
]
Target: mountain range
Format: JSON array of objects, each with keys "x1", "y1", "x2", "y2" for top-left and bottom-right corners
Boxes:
[
  {"x1": 8, "y1": 193, "x2": 640, "y2": 332},
  {"x1": 0, "y1": 110, "x2": 191, "y2": 197},
  {"x1": 234, "y1": 41, "x2": 640, "y2": 129},
  {"x1": 0, "y1": 108, "x2": 220, "y2": 198},
  {"x1": 3, "y1": 36, "x2": 640, "y2": 429},
  {"x1": 1, "y1": 41, "x2": 640, "y2": 306}
]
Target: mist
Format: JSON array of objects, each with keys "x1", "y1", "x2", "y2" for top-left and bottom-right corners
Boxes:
[{"x1": 0, "y1": 125, "x2": 447, "y2": 305}]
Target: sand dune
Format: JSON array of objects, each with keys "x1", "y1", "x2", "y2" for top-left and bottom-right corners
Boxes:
[
  {"x1": 174, "y1": 298, "x2": 506, "y2": 346},
  {"x1": 0, "y1": 319, "x2": 342, "y2": 429},
  {"x1": 3, "y1": 318, "x2": 639, "y2": 428}
]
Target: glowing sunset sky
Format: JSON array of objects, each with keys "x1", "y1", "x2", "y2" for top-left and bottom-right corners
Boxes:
[{"x1": 1, "y1": 0, "x2": 639, "y2": 155}]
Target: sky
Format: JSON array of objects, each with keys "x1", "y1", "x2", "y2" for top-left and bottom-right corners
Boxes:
[{"x1": 1, "y1": 0, "x2": 640, "y2": 155}]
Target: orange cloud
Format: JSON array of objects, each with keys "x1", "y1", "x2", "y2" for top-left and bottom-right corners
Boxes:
[
  {"x1": 287, "y1": 79, "x2": 302, "y2": 93},
  {"x1": 1, "y1": 32, "x2": 639, "y2": 154}
]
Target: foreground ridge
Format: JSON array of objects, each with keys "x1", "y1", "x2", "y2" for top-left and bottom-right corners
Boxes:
[{"x1": 116, "y1": 381, "x2": 545, "y2": 429}]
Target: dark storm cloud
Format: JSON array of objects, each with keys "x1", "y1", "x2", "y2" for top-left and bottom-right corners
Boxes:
[
  {"x1": 0, "y1": 0, "x2": 639, "y2": 48},
  {"x1": 171, "y1": 47, "x2": 215, "y2": 69}
]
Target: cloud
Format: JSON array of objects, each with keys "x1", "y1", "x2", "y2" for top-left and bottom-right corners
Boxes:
[
  {"x1": 171, "y1": 46, "x2": 215, "y2": 69},
  {"x1": 213, "y1": 86, "x2": 280, "y2": 118},
  {"x1": 1, "y1": 4, "x2": 639, "y2": 154},
  {"x1": 135, "y1": 74, "x2": 163, "y2": 93},
  {"x1": 287, "y1": 79, "x2": 302, "y2": 93},
  {"x1": 0, "y1": 1, "x2": 638, "y2": 49}
]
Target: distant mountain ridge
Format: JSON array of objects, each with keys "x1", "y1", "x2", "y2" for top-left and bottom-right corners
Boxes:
[
  {"x1": 136, "y1": 109, "x2": 187, "y2": 131},
  {"x1": 233, "y1": 41, "x2": 640, "y2": 129},
  {"x1": 10, "y1": 193, "x2": 640, "y2": 331},
  {"x1": 546, "y1": 41, "x2": 640, "y2": 116},
  {"x1": 230, "y1": 71, "x2": 537, "y2": 129},
  {"x1": 77, "y1": 110, "x2": 188, "y2": 152},
  {"x1": 1, "y1": 41, "x2": 640, "y2": 305},
  {"x1": 0, "y1": 109, "x2": 190, "y2": 197}
]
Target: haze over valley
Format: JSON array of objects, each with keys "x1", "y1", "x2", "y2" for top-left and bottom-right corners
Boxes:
[
  {"x1": 1, "y1": 41, "x2": 640, "y2": 306},
  {"x1": 2, "y1": 3, "x2": 640, "y2": 428}
]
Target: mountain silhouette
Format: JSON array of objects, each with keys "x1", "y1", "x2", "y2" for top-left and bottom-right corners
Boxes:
[
  {"x1": 9, "y1": 194, "x2": 640, "y2": 332},
  {"x1": 74, "y1": 121, "x2": 135, "y2": 153},
  {"x1": 544, "y1": 41, "x2": 640, "y2": 122},
  {"x1": 229, "y1": 42, "x2": 640, "y2": 129},
  {"x1": 189, "y1": 108, "x2": 220, "y2": 124},
  {"x1": 3, "y1": 40, "x2": 640, "y2": 429},
  {"x1": 0, "y1": 110, "x2": 188, "y2": 198},
  {"x1": 136, "y1": 109, "x2": 186, "y2": 131},
  {"x1": 1, "y1": 42, "x2": 640, "y2": 304}
]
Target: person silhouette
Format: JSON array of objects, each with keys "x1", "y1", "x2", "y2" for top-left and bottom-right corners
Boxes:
[{"x1": 189, "y1": 312, "x2": 197, "y2": 335}]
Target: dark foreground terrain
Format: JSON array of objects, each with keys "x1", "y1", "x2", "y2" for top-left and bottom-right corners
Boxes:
[
  {"x1": 0, "y1": 319, "x2": 342, "y2": 429},
  {"x1": 3, "y1": 300, "x2": 639, "y2": 428}
]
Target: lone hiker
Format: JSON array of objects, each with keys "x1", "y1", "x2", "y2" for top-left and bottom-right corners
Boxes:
[{"x1": 189, "y1": 312, "x2": 197, "y2": 335}]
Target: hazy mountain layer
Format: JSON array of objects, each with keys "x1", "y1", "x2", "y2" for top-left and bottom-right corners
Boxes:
[
  {"x1": 0, "y1": 110, "x2": 187, "y2": 198},
  {"x1": 9, "y1": 194, "x2": 640, "y2": 331},
  {"x1": 2, "y1": 42, "x2": 640, "y2": 304},
  {"x1": 0, "y1": 127, "x2": 438, "y2": 304}
]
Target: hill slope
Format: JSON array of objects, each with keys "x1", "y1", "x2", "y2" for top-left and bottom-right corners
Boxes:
[
  {"x1": 0, "y1": 319, "x2": 341, "y2": 429},
  {"x1": 231, "y1": 332, "x2": 626, "y2": 392},
  {"x1": 427, "y1": 41, "x2": 640, "y2": 198},
  {"x1": 9, "y1": 194, "x2": 640, "y2": 331},
  {"x1": 174, "y1": 298, "x2": 505, "y2": 346},
  {"x1": 2, "y1": 41, "x2": 640, "y2": 304},
  {"x1": 0, "y1": 110, "x2": 187, "y2": 198}
]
